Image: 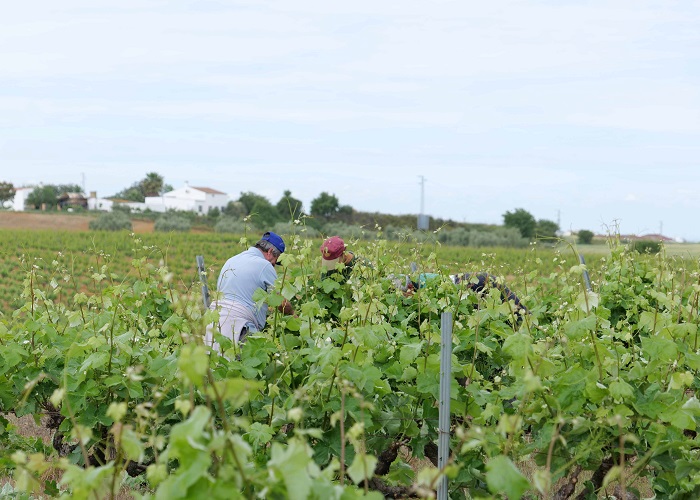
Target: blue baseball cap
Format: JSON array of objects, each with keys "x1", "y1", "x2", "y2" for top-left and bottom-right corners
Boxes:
[{"x1": 262, "y1": 231, "x2": 285, "y2": 254}]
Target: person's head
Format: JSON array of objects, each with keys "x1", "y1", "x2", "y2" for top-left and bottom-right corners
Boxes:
[
  {"x1": 256, "y1": 231, "x2": 285, "y2": 266},
  {"x1": 320, "y1": 236, "x2": 346, "y2": 270}
]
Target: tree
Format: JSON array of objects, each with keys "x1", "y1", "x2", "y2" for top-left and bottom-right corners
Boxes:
[
  {"x1": 112, "y1": 172, "x2": 168, "y2": 202},
  {"x1": 237, "y1": 192, "x2": 281, "y2": 227},
  {"x1": 535, "y1": 219, "x2": 560, "y2": 239},
  {"x1": 223, "y1": 201, "x2": 246, "y2": 218},
  {"x1": 276, "y1": 190, "x2": 304, "y2": 221},
  {"x1": 310, "y1": 192, "x2": 340, "y2": 219},
  {"x1": 113, "y1": 185, "x2": 144, "y2": 202},
  {"x1": 503, "y1": 208, "x2": 536, "y2": 239},
  {"x1": 334, "y1": 204, "x2": 355, "y2": 224},
  {"x1": 0, "y1": 181, "x2": 14, "y2": 205},
  {"x1": 577, "y1": 230, "x2": 594, "y2": 245},
  {"x1": 26, "y1": 185, "x2": 60, "y2": 209},
  {"x1": 338, "y1": 205, "x2": 353, "y2": 215},
  {"x1": 251, "y1": 200, "x2": 280, "y2": 228},
  {"x1": 140, "y1": 172, "x2": 166, "y2": 198},
  {"x1": 238, "y1": 192, "x2": 271, "y2": 215},
  {"x1": 57, "y1": 184, "x2": 83, "y2": 193}
]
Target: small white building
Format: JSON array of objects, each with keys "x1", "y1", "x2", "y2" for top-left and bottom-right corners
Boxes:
[
  {"x1": 87, "y1": 192, "x2": 144, "y2": 212},
  {"x1": 144, "y1": 185, "x2": 229, "y2": 214},
  {"x1": 88, "y1": 191, "x2": 111, "y2": 211},
  {"x1": 8, "y1": 186, "x2": 36, "y2": 211}
]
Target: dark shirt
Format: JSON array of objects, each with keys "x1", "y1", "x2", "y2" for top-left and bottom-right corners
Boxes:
[
  {"x1": 411, "y1": 272, "x2": 528, "y2": 314},
  {"x1": 453, "y1": 272, "x2": 528, "y2": 313}
]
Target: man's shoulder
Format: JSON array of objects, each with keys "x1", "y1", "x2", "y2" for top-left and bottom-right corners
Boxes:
[
  {"x1": 234, "y1": 247, "x2": 263, "y2": 261},
  {"x1": 225, "y1": 247, "x2": 270, "y2": 271}
]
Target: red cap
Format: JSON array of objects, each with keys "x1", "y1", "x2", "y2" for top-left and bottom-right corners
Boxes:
[{"x1": 320, "y1": 236, "x2": 346, "y2": 260}]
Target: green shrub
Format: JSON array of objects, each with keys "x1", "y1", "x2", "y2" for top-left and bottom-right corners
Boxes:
[
  {"x1": 471, "y1": 227, "x2": 528, "y2": 247},
  {"x1": 435, "y1": 226, "x2": 527, "y2": 248},
  {"x1": 438, "y1": 227, "x2": 472, "y2": 246},
  {"x1": 215, "y1": 216, "x2": 249, "y2": 234},
  {"x1": 154, "y1": 213, "x2": 191, "y2": 232},
  {"x1": 89, "y1": 212, "x2": 133, "y2": 231},
  {"x1": 577, "y1": 229, "x2": 594, "y2": 244},
  {"x1": 384, "y1": 225, "x2": 437, "y2": 244},
  {"x1": 321, "y1": 222, "x2": 376, "y2": 240},
  {"x1": 630, "y1": 240, "x2": 662, "y2": 254},
  {"x1": 112, "y1": 204, "x2": 132, "y2": 214}
]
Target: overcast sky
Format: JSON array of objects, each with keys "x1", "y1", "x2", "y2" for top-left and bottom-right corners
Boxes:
[{"x1": 2, "y1": 1, "x2": 698, "y2": 240}]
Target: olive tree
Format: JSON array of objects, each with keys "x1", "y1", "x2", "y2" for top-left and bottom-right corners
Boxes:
[
  {"x1": 503, "y1": 208, "x2": 536, "y2": 239},
  {"x1": 0, "y1": 181, "x2": 14, "y2": 206}
]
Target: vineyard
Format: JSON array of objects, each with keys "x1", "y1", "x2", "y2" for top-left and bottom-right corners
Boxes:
[{"x1": 2, "y1": 228, "x2": 700, "y2": 499}]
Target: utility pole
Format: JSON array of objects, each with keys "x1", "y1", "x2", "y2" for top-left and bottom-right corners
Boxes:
[
  {"x1": 417, "y1": 175, "x2": 429, "y2": 230},
  {"x1": 557, "y1": 210, "x2": 561, "y2": 236}
]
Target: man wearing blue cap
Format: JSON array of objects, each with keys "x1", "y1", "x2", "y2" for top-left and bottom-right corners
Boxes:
[{"x1": 205, "y1": 231, "x2": 294, "y2": 352}]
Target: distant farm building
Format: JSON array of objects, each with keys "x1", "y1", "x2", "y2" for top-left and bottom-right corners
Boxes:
[
  {"x1": 636, "y1": 233, "x2": 675, "y2": 242},
  {"x1": 595, "y1": 233, "x2": 680, "y2": 243},
  {"x1": 144, "y1": 185, "x2": 229, "y2": 214},
  {"x1": 88, "y1": 185, "x2": 229, "y2": 215},
  {"x1": 87, "y1": 193, "x2": 145, "y2": 212},
  {"x1": 57, "y1": 192, "x2": 88, "y2": 210},
  {"x1": 618, "y1": 233, "x2": 675, "y2": 243}
]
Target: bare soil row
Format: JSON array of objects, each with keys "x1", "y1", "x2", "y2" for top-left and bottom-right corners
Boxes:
[{"x1": 0, "y1": 212, "x2": 154, "y2": 233}]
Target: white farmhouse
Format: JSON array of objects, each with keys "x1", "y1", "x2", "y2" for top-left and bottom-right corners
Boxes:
[
  {"x1": 8, "y1": 186, "x2": 36, "y2": 211},
  {"x1": 144, "y1": 185, "x2": 229, "y2": 214}
]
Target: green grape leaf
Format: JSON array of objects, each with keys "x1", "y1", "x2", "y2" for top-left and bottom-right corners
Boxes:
[{"x1": 486, "y1": 455, "x2": 530, "y2": 500}]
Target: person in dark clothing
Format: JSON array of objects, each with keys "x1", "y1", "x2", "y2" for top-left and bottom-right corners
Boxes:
[
  {"x1": 452, "y1": 272, "x2": 528, "y2": 314},
  {"x1": 401, "y1": 272, "x2": 529, "y2": 315}
]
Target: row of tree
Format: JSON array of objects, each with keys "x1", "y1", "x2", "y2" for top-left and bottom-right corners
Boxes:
[
  {"x1": 502, "y1": 208, "x2": 560, "y2": 240},
  {"x1": 1, "y1": 173, "x2": 570, "y2": 243}
]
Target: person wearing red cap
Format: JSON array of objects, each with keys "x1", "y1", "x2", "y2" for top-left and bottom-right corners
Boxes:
[
  {"x1": 320, "y1": 235, "x2": 358, "y2": 282},
  {"x1": 205, "y1": 231, "x2": 294, "y2": 352}
]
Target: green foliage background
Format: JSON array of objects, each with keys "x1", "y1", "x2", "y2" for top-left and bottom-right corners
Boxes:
[{"x1": 2, "y1": 228, "x2": 700, "y2": 498}]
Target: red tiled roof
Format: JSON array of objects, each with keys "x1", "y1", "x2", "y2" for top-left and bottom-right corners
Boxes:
[{"x1": 191, "y1": 187, "x2": 227, "y2": 195}]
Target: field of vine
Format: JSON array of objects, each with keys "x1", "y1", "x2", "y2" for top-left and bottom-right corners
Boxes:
[
  {"x1": 2, "y1": 228, "x2": 700, "y2": 499},
  {"x1": 0, "y1": 228, "x2": 578, "y2": 315}
]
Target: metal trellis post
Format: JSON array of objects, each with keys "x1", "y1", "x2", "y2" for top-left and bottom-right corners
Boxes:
[
  {"x1": 579, "y1": 253, "x2": 592, "y2": 291},
  {"x1": 438, "y1": 311, "x2": 452, "y2": 500},
  {"x1": 196, "y1": 255, "x2": 211, "y2": 309}
]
